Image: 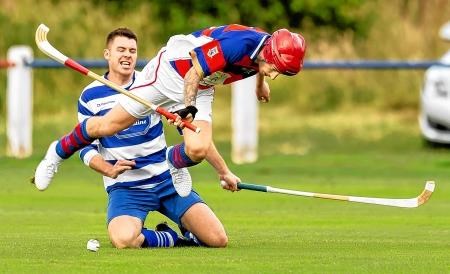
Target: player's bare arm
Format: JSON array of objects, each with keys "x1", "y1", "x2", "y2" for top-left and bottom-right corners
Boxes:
[
  {"x1": 184, "y1": 67, "x2": 201, "y2": 106},
  {"x1": 170, "y1": 61, "x2": 202, "y2": 127},
  {"x1": 184, "y1": 51, "x2": 204, "y2": 107},
  {"x1": 205, "y1": 142, "x2": 240, "y2": 192},
  {"x1": 88, "y1": 155, "x2": 135, "y2": 179},
  {"x1": 167, "y1": 66, "x2": 201, "y2": 127}
]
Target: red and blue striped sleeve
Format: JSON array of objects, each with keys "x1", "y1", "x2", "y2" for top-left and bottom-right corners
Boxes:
[
  {"x1": 190, "y1": 27, "x2": 269, "y2": 76},
  {"x1": 190, "y1": 40, "x2": 227, "y2": 76}
]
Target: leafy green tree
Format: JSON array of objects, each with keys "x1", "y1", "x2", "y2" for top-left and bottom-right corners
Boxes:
[{"x1": 91, "y1": 0, "x2": 372, "y2": 41}]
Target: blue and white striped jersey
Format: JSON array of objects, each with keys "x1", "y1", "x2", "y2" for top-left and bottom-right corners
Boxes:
[{"x1": 78, "y1": 71, "x2": 171, "y2": 193}]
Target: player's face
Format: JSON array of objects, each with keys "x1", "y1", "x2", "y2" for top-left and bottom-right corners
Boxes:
[
  {"x1": 259, "y1": 61, "x2": 280, "y2": 80},
  {"x1": 104, "y1": 36, "x2": 137, "y2": 78}
]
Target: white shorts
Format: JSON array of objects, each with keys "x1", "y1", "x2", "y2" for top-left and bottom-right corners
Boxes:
[{"x1": 119, "y1": 49, "x2": 214, "y2": 123}]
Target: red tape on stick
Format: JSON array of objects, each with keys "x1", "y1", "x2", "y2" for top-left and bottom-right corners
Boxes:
[{"x1": 65, "y1": 59, "x2": 89, "y2": 75}]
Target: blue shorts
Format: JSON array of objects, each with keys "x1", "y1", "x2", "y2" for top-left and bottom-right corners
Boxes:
[{"x1": 107, "y1": 178, "x2": 203, "y2": 225}]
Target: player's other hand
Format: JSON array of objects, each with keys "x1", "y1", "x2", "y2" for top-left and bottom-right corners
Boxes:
[
  {"x1": 107, "y1": 159, "x2": 135, "y2": 179},
  {"x1": 256, "y1": 81, "x2": 270, "y2": 103},
  {"x1": 219, "y1": 172, "x2": 241, "y2": 192}
]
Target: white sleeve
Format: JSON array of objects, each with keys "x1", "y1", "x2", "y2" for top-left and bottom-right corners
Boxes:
[{"x1": 79, "y1": 142, "x2": 100, "y2": 166}]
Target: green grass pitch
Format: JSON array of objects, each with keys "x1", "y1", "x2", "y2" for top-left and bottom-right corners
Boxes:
[{"x1": 1, "y1": 117, "x2": 450, "y2": 273}]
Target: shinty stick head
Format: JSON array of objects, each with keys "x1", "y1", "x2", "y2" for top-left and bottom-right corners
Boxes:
[{"x1": 417, "y1": 181, "x2": 435, "y2": 206}]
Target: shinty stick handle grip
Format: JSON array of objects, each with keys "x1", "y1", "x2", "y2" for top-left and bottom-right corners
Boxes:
[
  {"x1": 237, "y1": 183, "x2": 268, "y2": 192},
  {"x1": 155, "y1": 107, "x2": 200, "y2": 133}
]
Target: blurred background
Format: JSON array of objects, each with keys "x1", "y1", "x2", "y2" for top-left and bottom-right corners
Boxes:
[
  {"x1": 1, "y1": 2, "x2": 450, "y2": 271},
  {"x1": 0, "y1": 0, "x2": 450, "y2": 157}
]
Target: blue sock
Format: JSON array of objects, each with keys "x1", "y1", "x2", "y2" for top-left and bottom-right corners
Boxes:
[{"x1": 141, "y1": 228, "x2": 178, "y2": 248}]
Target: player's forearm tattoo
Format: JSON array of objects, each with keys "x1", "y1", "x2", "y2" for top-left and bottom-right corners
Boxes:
[{"x1": 184, "y1": 68, "x2": 201, "y2": 106}]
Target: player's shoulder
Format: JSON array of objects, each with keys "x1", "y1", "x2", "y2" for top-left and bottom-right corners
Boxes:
[
  {"x1": 79, "y1": 80, "x2": 109, "y2": 102},
  {"x1": 80, "y1": 71, "x2": 140, "y2": 102},
  {"x1": 83, "y1": 80, "x2": 105, "y2": 93}
]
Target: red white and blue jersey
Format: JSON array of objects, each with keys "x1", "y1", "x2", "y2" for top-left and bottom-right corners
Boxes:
[
  {"x1": 78, "y1": 71, "x2": 171, "y2": 193},
  {"x1": 168, "y1": 24, "x2": 270, "y2": 88}
]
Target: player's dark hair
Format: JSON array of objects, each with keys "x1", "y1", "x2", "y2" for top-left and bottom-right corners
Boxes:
[{"x1": 106, "y1": 28, "x2": 137, "y2": 46}]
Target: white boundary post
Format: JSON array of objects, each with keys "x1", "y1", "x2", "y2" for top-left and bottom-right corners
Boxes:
[
  {"x1": 231, "y1": 76, "x2": 258, "y2": 164},
  {"x1": 6, "y1": 46, "x2": 33, "y2": 158}
]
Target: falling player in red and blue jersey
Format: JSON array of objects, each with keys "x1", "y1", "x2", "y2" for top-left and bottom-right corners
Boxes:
[{"x1": 34, "y1": 24, "x2": 306, "y2": 199}]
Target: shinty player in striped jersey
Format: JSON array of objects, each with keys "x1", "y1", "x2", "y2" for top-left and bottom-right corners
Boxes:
[{"x1": 56, "y1": 28, "x2": 228, "y2": 248}]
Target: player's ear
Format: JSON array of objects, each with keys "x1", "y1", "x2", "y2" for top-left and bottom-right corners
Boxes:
[{"x1": 103, "y1": 49, "x2": 110, "y2": 60}]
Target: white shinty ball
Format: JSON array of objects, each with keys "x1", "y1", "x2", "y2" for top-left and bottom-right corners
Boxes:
[{"x1": 87, "y1": 239, "x2": 100, "y2": 252}]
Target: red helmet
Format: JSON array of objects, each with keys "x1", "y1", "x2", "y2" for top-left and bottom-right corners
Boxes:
[{"x1": 262, "y1": 29, "x2": 306, "y2": 76}]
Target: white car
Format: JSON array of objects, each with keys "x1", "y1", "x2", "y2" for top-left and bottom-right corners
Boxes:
[{"x1": 419, "y1": 22, "x2": 450, "y2": 144}]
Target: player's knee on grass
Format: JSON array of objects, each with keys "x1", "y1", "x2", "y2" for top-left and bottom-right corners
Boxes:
[
  {"x1": 193, "y1": 223, "x2": 228, "y2": 248},
  {"x1": 206, "y1": 231, "x2": 228, "y2": 248},
  {"x1": 180, "y1": 203, "x2": 227, "y2": 247},
  {"x1": 109, "y1": 229, "x2": 141, "y2": 249},
  {"x1": 108, "y1": 216, "x2": 143, "y2": 249}
]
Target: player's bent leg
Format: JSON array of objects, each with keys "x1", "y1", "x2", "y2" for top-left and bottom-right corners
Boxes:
[
  {"x1": 182, "y1": 120, "x2": 212, "y2": 162},
  {"x1": 180, "y1": 203, "x2": 228, "y2": 248},
  {"x1": 166, "y1": 121, "x2": 212, "y2": 197},
  {"x1": 166, "y1": 147, "x2": 193, "y2": 197},
  {"x1": 108, "y1": 215, "x2": 144, "y2": 249}
]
